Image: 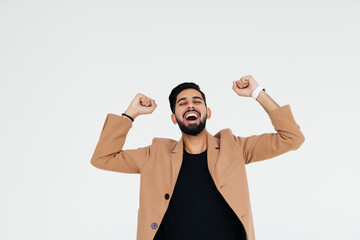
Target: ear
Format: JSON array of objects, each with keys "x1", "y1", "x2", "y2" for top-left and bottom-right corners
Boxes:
[
  {"x1": 206, "y1": 107, "x2": 211, "y2": 119},
  {"x1": 171, "y1": 113, "x2": 177, "y2": 125}
]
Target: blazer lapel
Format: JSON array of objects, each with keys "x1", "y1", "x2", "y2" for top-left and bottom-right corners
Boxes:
[
  {"x1": 170, "y1": 130, "x2": 221, "y2": 191},
  {"x1": 206, "y1": 130, "x2": 222, "y2": 187},
  {"x1": 170, "y1": 135, "x2": 184, "y2": 190}
]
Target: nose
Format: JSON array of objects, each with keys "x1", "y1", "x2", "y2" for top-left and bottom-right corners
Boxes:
[
  {"x1": 187, "y1": 102, "x2": 196, "y2": 108},
  {"x1": 187, "y1": 106, "x2": 196, "y2": 113}
]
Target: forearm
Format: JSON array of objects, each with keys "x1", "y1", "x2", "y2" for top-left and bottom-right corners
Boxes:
[
  {"x1": 91, "y1": 114, "x2": 131, "y2": 168},
  {"x1": 256, "y1": 90, "x2": 280, "y2": 113}
]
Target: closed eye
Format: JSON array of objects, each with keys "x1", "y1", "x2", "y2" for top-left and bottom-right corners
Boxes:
[{"x1": 179, "y1": 101, "x2": 201, "y2": 105}]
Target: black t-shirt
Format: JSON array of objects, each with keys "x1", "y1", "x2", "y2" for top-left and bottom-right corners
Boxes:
[{"x1": 153, "y1": 148, "x2": 247, "y2": 240}]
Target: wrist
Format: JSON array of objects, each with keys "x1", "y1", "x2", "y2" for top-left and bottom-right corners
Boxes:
[
  {"x1": 255, "y1": 89, "x2": 266, "y2": 101},
  {"x1": 124, "y1": 110, "x2": 138, "y2": 120},
  {"x1": 252, "y1": 85, "x2": 266, "y2": 100}
]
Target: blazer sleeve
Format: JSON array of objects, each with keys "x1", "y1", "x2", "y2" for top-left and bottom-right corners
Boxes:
[
  {"x1": 234, "y1": 104, "x2": 305, "y2": 164},
  {"x1": 90, "y1": 113, "x2": 151, "y2": 174}
]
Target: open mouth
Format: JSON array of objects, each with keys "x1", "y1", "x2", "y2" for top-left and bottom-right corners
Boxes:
[{"x1": 184, "y1": 111, "x2": 199, "y2": 122}]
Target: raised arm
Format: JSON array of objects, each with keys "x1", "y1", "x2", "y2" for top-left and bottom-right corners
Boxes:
[
  {"x1": 232, "y1": 75, "x2": 305, "y2": 164},
  {"x1": 90, "y1": 93, "x2": 157, "y2": 173}
]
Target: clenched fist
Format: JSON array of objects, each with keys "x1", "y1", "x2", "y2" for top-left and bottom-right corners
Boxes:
[
  {"x1": 232, "y1": 75, "x2": 259, "y2": 97},
  {"x1": 124, "y1": 93, "x2": 157, "y2": 119}
]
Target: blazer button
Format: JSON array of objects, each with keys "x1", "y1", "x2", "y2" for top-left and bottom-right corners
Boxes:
[
  {"x1": 164, "y1": 193, "x2": 170, "y2": 200},
  {"x1": 151, "y1": 222, "x2": 158, "y2": 229}
]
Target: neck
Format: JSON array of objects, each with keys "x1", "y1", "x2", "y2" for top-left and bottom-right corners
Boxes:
[{"x1": 182, "y1": 129, "x2": 208, "y2": 154}]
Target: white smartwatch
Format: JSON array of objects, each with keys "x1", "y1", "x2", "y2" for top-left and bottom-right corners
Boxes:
[{"x1": 251, "y1": 85, "x2": 266, "y2": 100}]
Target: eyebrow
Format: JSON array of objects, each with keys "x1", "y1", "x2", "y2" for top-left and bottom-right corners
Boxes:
[{"x1": 176, "y1": 96, "x2": 203, "y2": 104}]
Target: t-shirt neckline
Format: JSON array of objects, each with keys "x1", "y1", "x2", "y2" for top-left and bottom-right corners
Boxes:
[{"x1": 184, "y1": 148, "x2": 207, "y2": 156}]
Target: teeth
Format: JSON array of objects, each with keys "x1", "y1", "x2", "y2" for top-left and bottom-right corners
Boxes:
[{"x1": 185, "y1": 113, "x2": 198, "y2": 120}]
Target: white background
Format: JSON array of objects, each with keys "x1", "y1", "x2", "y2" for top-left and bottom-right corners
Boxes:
[{"x1": 1, "y1": 0, "x2": 359, "y2": 239}]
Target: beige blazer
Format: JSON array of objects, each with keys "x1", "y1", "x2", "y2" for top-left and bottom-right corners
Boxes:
[{"x1": 90, "y1": 104, "x2": 305, "y2": 240}]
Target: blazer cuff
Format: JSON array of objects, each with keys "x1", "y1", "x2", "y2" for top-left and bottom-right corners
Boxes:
[
  {"x1": 104, "y1": 113, "x2": 133, "y2": 130},
  {"x1": 267, "y1": 104, "x2": 300, "y2": 130}
]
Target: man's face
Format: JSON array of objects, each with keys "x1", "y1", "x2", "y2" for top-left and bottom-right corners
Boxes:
[{"x1": 171, "y1": 88, "x2": 211, "y2": 136}]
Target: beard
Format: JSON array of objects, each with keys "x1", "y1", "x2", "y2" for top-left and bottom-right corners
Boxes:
[{"x1": 175, "y1": 112, "x2": 207, "y2": 136}]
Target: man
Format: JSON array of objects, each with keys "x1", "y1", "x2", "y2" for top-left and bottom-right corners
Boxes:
[{"x1": 90, "y1": 75, "x2": 305, "y2": 240}]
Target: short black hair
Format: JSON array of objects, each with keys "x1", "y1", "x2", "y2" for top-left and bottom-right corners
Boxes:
[{"x1": 168, "y1": 82, "x2": 207, "y2": 114}]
